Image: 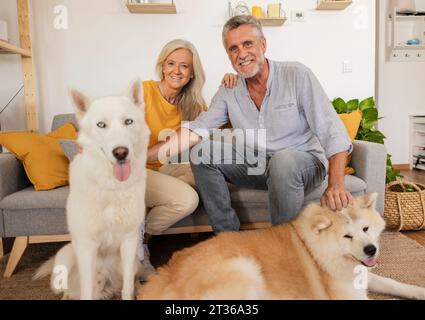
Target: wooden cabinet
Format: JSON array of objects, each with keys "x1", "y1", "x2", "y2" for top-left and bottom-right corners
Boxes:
[
  {"x1": 410, "y1": 116, "x2": 425, "y2": 170},
  {"x1": 388, "y1": 8, "x2": 425, "y2": 62}
]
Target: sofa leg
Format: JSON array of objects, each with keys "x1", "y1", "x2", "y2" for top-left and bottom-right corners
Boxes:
[{"x1": 4, "y1": 237, "x2": 28, "y2": 278}]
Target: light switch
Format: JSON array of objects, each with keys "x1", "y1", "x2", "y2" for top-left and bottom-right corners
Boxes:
[
  {"x1": 292, "y1": 10, "x2": 305, "y2": 22},
  {"x1": 343, "y1": 60, "x2": 353, "y2": 73}
]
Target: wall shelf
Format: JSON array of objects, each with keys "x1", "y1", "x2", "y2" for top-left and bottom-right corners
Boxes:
[
  {"x1": 394, "y1": 44, "x2": 425, "y2": 50},
  {"x1": 316, "y1": 1, "x2": 352, "y2": 10},
  {"x1": 0, "y1": 39, "x2": 31, "y2": 57},
  {"x1": 227, "y1": 1, "x2": 286, "y2": 27},
  {"x1": 258, "y1": 17, "x2": 287, "y2": 27},
  {"x1": 126, "y1": 3, "x2": 176, "y2": 14},
  {"x1": 395, "y1": 15, "x2": 425, "y2": 21},
  {"x1": 388, "y1": 8, "x2": 425, "y2": 61}
]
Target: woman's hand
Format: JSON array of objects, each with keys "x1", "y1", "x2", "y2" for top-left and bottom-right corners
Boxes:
[
  {"x1": 221, "y1": 73, "x2": 238, "y2": 89},
  {"x1": 77, "y1": 142, "x2": 83, "y2": 154}
]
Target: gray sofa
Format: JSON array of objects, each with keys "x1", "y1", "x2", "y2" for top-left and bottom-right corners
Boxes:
[{"x1": 0, "y1": 114, "x2": 387, "y2": 276}]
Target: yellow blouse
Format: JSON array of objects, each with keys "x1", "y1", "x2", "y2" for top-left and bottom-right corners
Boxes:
[{"x1": 143, "y1": 80, "x2": 182, "y2": 171}]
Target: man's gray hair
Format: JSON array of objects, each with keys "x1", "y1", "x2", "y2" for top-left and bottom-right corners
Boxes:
[{"x1": 222, "y1": 15, "x2": 265, "y2": 47}]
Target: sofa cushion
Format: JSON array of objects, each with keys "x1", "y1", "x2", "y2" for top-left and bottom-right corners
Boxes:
[
  {"x1": 0, "y1": 210, "x2": 4, "y2": 237},
  {"x1": 171, "y1": 175, "x2": 367, "y2": 229},
  {"x1": 304, "y1": 174, "x2": 366, "y2": 201},
  {"x1": 0, "y1": 186, "x2": 69, "y2": 210},
  {"x1": 3, "y1": 208, "x2": 68, "y2": 237},
  {"x1": 0, "y1": 123, "x2": 78, "y2": 191},
  {"x1": 0, "y1": 186, "x2": 69, "y2": 237},
  {"x1": 59, "y1": 140, "x2": 78, "y2": 162},
  {"x1": 339, "y1": 111, "x2": 362, "y2": 143},
  {"x1": 229, "y1": 175, "x2": 366, "y2": 204},
  {"x1": 171, "y1": 203, "x2": 271, "y2": 228},
  {"x1": 0, "y1": 174, "x2": 367, "y2": 234},
  {"x1": 52, "y1": 114, "x2": 78, "y2": 131},
  {"x1": 0, "y1": 175, "x2": 365, "y2": 211},
  {"x1": 339, "y1": 110, "x2": 362, "y2": 175}
]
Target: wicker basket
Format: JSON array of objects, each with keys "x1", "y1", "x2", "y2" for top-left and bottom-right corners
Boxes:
[{"x1": 384, "y1": 181, "x2": 425, "y2": 231}]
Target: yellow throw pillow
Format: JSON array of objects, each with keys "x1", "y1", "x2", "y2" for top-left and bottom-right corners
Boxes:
[
  {"x1": 339, "y1": 110, "x2": 362, "y2": 141},
  {"x1": 0, "y1": 123, "x2": 78, "y2": 191},
  {"x1": 338, "y1": 110, "x2": 362, "y2": 175}
]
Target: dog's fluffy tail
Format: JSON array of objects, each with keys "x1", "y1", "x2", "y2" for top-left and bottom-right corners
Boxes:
[
  {"x1": 33, "y1": 243, "x2": 75, "y2": 281},
  {"x1": 33, "y1": 257, "x2": 55, "y2": 280}
]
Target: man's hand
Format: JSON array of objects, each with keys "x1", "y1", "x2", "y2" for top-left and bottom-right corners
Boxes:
[
  {"x1": 320, "y1": 183, "x2": 353, "y2": 211},
  {"x1": 321, "y1": 151, "x2": 353, "y2": 211}
]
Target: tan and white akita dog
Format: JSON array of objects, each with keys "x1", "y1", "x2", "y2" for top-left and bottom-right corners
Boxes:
[
  {"x1": 35, "y1": 80, "x2": 150, "y2": 300},
  {"x1": 138, "y1": 193, "x2": 425, "y2": 300}
]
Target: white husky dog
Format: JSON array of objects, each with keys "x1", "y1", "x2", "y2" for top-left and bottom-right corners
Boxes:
[{"x1": 35, "y1": 80, "x2": 150, "y2": 300}]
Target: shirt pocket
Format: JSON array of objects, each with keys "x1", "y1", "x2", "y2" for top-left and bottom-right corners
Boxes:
[
  {"x1": 270, "y1": 102, "x2": 301, "y2": 135},
  {"x1": 273, "y1": 102, "x2": 297, "y2": 111}
]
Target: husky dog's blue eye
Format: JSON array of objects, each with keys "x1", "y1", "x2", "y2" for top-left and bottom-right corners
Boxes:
[
  {"x1": 344, "y1": 235, "x2": 353, "y2": 240},
  {"x1": 97, "y1": 122, "x2": 106, "y2": 129},
  {"x1": 125, "y1": 119, "x2": 133, "y2": 126},
  {"x1": 363, "y1": 227, "x2": 369, "y2": 233}
]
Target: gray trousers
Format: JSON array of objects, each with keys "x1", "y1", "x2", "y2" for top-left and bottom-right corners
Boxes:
[{"x1": 190, "y1": 140, "x2": 326, "y2": 234}]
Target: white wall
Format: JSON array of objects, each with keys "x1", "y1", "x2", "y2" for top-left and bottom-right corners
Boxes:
[
  {"x1": 1, "y1": 0, "x2": 376, "y2": 133},
  {"x1": 377, "y1": 0, "x2": 425, "y2": 164}
]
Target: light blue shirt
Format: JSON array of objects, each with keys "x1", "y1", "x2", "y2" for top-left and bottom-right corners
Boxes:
[{"x1": 186, "y1": 60, "x2": 352, "y2": 169}]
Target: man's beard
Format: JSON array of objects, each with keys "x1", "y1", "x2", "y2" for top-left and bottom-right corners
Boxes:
[{"x1": 236, "y1": 56, "x2": 264, "y2": 79}]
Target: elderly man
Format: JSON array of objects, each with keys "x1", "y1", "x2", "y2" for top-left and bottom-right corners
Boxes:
[{"x1": 148, "y1": 15, "x2": 352, "y2": 234}]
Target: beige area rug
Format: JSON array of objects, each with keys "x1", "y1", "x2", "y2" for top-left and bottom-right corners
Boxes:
[
  {"x1": 369, "y1": 232, "x2": 425, "y2": 299},
  {"x1": 0, "y1": 232, "x2": 424, "y2": 300}
]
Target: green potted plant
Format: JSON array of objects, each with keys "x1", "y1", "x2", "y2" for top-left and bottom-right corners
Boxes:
[{"x1": 332, "y1": 97, "x2": 402, "y2": 184}]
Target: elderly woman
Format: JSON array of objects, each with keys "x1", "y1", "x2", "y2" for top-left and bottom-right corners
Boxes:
[
  {"x1": 138, "y1": 39, "x2": 205, "y2": 275},
  {"x1": 141, "y1": 40, "x2": 238, "y2": 276},
  {"x1": 143, "y1": 40, "x2": 204, "y2": 238}
]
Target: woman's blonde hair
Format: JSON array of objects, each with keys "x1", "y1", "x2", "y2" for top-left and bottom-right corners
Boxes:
[{"x1": 156, "y1": 39, "x2": 207, "y2": 121}]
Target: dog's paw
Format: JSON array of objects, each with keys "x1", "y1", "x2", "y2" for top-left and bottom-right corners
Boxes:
[{"x1": 121, "y1": 290, "x2": 135, "y2": 300}]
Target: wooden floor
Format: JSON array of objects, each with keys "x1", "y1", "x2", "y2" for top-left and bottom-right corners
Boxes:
[{"x1": 398, "y1": 169, "x2": 425, "y2": 247}]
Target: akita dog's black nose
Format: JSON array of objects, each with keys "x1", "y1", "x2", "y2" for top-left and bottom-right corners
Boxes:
[
  {"x1": 363, "y1": 244, "x2": 377, "y2": 257},
  {"x1": 113, "y1": 147, "x2": 129, "y2": 161}
]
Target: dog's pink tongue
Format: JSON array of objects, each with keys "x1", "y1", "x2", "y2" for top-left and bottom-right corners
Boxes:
[
  {"x1": 113, "y1": 161, "x2": 131, "y2": 182},
  {"x1": 363, "y1": 258, "x2": 377, "y2": 268}
]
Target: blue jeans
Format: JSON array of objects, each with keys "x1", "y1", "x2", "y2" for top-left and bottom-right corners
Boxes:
[{"x1": 190, "y1": 140, "x2": 326, "y2": 234}]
